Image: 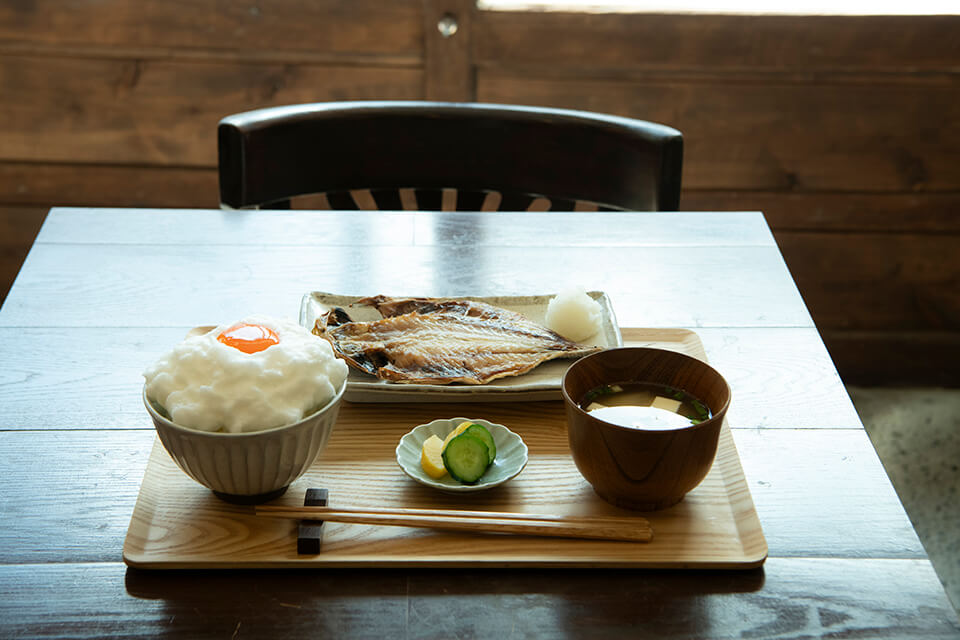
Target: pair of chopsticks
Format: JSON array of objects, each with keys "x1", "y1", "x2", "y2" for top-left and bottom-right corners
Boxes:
[{"x1": 255, "y1": 504, "x2": 652, "y2": 542}]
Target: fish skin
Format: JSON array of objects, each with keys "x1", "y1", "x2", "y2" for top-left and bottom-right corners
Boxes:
[{"x1": 313, "y1": 296, "x2": 599, "y2": 385}]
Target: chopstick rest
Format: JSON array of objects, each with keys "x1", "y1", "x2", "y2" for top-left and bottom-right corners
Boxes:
[
  {"x1": 297, "y1": 488, "x2": 328, "y2": 555},
  {"x1": 258, "y1": 503, "x2": 653, "y2": 543}
]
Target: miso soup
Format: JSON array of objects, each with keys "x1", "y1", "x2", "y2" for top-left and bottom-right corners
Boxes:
[{"x1": 580, "y1": 382, "x2": 712, "y2": 431}]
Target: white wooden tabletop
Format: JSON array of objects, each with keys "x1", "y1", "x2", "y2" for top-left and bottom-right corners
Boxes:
[{"x1": 0, "y1": 207, "x2": 956, "y2": 639}]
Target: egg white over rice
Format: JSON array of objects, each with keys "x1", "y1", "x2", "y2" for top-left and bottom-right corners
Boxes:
[{"x1": 143, "y1": 316, "x2": 348, "y2": 433}]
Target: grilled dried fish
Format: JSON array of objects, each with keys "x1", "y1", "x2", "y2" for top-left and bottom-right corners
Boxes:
[{"x1": 312, "y1": 296, "x2": 599, "y2": 385}]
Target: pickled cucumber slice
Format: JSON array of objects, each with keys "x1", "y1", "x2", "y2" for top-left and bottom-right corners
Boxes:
[
  {"x1": 441, "y1": 433, "x2": 491, "y2": 484},
  {"x1": 463, "y1": 423, "x2": 496, "y2": 464}
]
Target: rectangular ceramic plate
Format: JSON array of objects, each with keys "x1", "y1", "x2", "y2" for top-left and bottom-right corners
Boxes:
[{"x1": 298, "y1": 292, "x2": 622, "y2": 403}]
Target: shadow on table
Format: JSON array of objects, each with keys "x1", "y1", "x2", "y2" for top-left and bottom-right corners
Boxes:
[{"x1": 125, "y1": 566, "x2": 765, "y2": 637}]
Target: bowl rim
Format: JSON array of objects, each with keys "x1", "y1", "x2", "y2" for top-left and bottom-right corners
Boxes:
[
  {"x1": 561, "y1": 346, "x2": 731, "y2": 435},
  {"x1": 143, "y1": 377, "x2": 347, "y2": 439}
]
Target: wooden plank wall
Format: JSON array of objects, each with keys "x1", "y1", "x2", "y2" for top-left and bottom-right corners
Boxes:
[
  {"x1": 1, "y1": 1, "x2": 958, "y2": 385},
  {"x1": 0, "y1": 0, "x2": 431, "y2": 297},
  {"x1": 470, "y1": 10, "x2": 960, "y2": 386}
]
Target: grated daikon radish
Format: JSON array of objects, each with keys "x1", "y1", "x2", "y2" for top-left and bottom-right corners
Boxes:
[{"x1": 545, "y1": 288, "x2": 602, "y2": 342}]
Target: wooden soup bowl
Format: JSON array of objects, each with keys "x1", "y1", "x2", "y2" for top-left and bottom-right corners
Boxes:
[{"x1": 561, "y1": 347, "x2": 731, "y2": 511}]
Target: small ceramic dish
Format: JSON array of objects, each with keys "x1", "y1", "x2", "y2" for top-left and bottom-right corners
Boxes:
[{"x1": 396, "y1": 417, "x2": 528, "y2": 492}]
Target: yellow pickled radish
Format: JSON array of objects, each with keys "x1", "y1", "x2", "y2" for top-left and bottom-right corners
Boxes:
[
  {"x1": 420, "y1": 435, "x2": 448, "y2": 479},
  {"x1": 442, "y1": 421, "x2": 474, "y2": 449}
]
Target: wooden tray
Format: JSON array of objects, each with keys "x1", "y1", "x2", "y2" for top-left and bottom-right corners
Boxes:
[{"x1": 123, "y1": 329, "x2": 767, "y2": 569}]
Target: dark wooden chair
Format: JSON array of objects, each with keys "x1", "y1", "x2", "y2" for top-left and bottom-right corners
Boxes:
[{"x1": 217, "y1": 101, "x2": 683, "y2": 212}]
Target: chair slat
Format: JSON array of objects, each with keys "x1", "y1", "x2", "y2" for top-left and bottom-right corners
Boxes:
[
  {"x1": 399, "y1": 188, "x2": 418, "y2": 211},
  {"x1": 350, "y1": 189, "x2": 378, "y2": 210},
  {"x1": 481, "y1": 191, "x2": 502, "y2": 212},
  {"x1": 527, "y1": 197, "x2": 551, "y2": 212},
  {"x1": 574, "y1": 200, "x2": 599, "y2": 212},
  {"x1": 441, "y1": 188, "x2": 457, "y2": 212}
]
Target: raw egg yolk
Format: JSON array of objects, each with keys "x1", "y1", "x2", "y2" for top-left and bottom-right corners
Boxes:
[{"x1": 217, "y1": 323, "x2": 279, "y2": 354}]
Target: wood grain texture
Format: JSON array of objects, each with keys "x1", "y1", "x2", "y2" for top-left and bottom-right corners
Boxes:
[
  {"x1": 257, "y1": 505, "x2": 655, "y2": 542},
  {"x1": 776, "y1": 231, "x2": 960, "y2": 332},
  {"x1": 682, "y1": 190, "x2": 960, "y2": 233},
  {"x1": 7, "y1": 55, "x2": 954, "y2": 190},
  {"x1": 0, "y1": 208, "x2": 47, "y2": 246},
  {"x1": 0, "y1": 206, "x2": 46, "y2": 303},
  {"x1": 0, "y1": 562, "x2": 409, "y2": 639},
  {"x1": 0, "y1": 559, "x2": 956, "y2": 638},
  {"x1": 0, "y1": 4, "x2": 957, "y2": 389},
  {"x1": 734, "y1": 428, "x2": 923, "y2": 559},
  {"x1": 404, "y1": 558, "x2": 960, "y2": 639},
  {"x1": 0, "y1": 426, "x2": 924, "y2": 565},
  {"x1": 0, "y1": 244, "x2": 811, "y2": 329},
  {"x1": 0, "y1": 3, "x2": 953, "y2": 629},
  {"x1": 423, "y1": 0, "x2": 475, "y2": 100},
  {"x1": 123, "y1": 424, "x2": 764, "y2": 568},
  {"x1": 0, "y1": 162, "x2": 219, "y2": 208},
  {"x1": 32, "y1": 208, "x2": 777, "y2": 247},
  {"x1": 0, "y1": 206, "x2": 951, "y2": 631},
  {"x1": 8, "y1": 199, "x2": 955, "y2": 386},
  {"x1": 477, "y1": 73, "x2": 960, "y2": 192},
  {"x1": 124, "y1": 333, "x2": 767, "y2": 568},
  {"x1": 775, "y1": 228, "x2": 960, "y2": 381},
  {"x1": 0, "y1": 0, "x2": 423, "y2": 57},
  {"x1": 0, "y1": 327, "x2": 858, "y2": 431},
  {"x1": 693, "y1": 327, "x2": 861, "y2": 430},
  {"x1": 822, "y1": 329, "x2": 960, "y2": 386},
  {"x1": 11, "y1": 206, "x2": 956, "y2": 386},
  {"x1": 474, "y1": 11, "x2": 960, "y2": 71},
  {"x1": 562, "y1": 346, "x2": 730, "y2": 510},
  {"x1": 0, "y1": 430, "x2": 153, "y2": 564},
  {"x1": 122, "y1": 330, "x2": 764, "y2": 568},
  {"x1": 681, "y1": 193, "x2": 960, "y2": 383},
  {"x1": 0, "y1": 56, "x2": 422, "y2": 166},
  {"x1": 8, "y1": 166, "x2": 958, "y2": 235}
]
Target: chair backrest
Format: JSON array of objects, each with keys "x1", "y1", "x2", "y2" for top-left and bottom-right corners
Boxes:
[{"x1": 217, "y1": 101, "x2": 683, "y2": 211}]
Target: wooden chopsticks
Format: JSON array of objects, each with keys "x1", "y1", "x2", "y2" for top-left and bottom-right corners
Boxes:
[{"x1": 255, "y1": 504, "x2": 652, "y2": 542}]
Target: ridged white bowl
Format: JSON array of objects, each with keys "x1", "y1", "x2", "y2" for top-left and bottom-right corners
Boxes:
[
  {"x1": 144, "y1": 381, "x2": 346, "y2": 504},
  {"x1": 396, "y1": 417, "x2": 528, "y2": 492}
]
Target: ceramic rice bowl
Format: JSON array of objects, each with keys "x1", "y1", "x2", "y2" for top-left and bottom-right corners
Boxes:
[{"x1": 143, "y1": 380, "x2": 346, "y2": 504}]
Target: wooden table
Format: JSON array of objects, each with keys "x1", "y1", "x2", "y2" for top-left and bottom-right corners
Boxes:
[{"x1": 1, "y1": 207, "x2": 957, "y2": 638}]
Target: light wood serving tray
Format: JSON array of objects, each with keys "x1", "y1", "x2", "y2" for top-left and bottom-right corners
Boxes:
[{"x1": 123, "y1": 329, "x2": 767, "y2": 569}]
